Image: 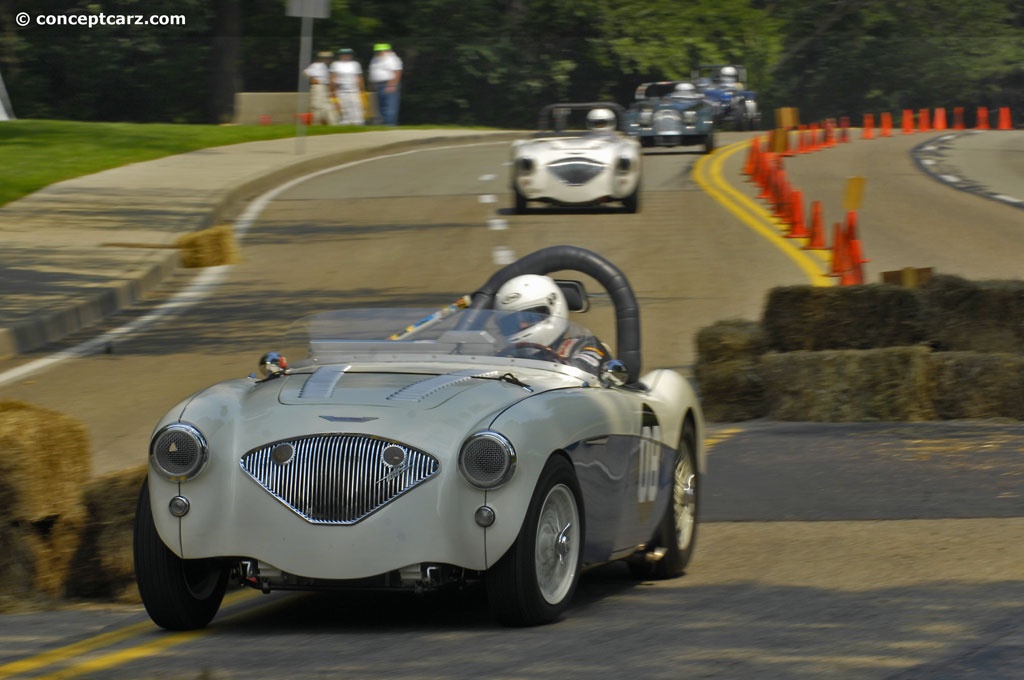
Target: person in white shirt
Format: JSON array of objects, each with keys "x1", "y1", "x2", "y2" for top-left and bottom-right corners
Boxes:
[
  {"x1": 330, "y1": 48, "x2": 365, "y2": 125},
  {"x1": 368, "y1": 43, "x2": 403, "y2": 126},
  {"x1": 303, "y1": 51, "x2": 338, "y2": 125}
]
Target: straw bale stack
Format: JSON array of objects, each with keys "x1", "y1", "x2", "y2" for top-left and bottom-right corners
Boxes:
[
  {"x1": 0, "y1": 401, "x2": 91, "y2": 604},
  {"x1": 763, "y1": 284, "x2": 926, "y2": 351},
  {"x1": 758, "y1": 345, "x2": 937, "y2": 422},
  {"x1": 67, "y1": 466, "x2": 148, "y2": 600},
  {"x1": 176, "y1": 223, "x2": 239, "y2": 268},
  {"x1": 920, "y1": 275, "x2": 1024, "y2": 353},
  {"x1": 929, "y1": 352, "x2": 1024, "y2": 420},
  {"x1": 694, "y1": 320, "x2": 769, "y2": 421}
]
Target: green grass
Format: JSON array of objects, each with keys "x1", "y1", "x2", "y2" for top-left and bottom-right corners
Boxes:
[{"x1": 0, "y1": 119, "x2": 418, "y2": 207}]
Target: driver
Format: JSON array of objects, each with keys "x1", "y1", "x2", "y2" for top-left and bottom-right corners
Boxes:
[
  {"x1": 718, "y1": 65, "x2": 742, "y2": 88},
  {"x1": 494, "y1": 274, "x2": 609, "y2": 373},
  {"x1": 585, "y1": 107, "x2": 617, "y2": 134}
]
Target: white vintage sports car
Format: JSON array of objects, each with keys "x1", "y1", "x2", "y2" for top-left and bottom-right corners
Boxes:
[
  {"x1": 134, "y1": 246, "x2": 704, "y2": 630},
  {"x1": 510, "y1": 103, "x2": 642, "y2": 213}
]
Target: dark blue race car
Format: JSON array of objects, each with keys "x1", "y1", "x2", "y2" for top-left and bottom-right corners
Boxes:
[{"x1": 692, "y1": 65, "x2": 760, "y2": 131}]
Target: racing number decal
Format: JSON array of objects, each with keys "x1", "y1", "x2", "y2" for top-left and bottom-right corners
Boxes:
[{"x1": 637, "y1": 406, "x2": 661, "y2": 503}]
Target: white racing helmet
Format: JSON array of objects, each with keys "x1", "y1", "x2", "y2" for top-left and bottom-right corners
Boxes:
[
  {"x1": 674, "y1": 82, "x2": 696, "y2": 95},
  {"x1": 586, "y1": 107, "x2": 616, "y2": 131},
  {"x1": 494, "y1": 275, "x2": 569, "y2": 347},
  {"x1": 720, "y1": 66, "x2": 738, "y2": 84}
]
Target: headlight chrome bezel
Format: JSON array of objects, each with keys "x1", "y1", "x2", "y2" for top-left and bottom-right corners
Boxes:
[
  {"x1": 150, "y1": 422, "x2": 209, "y2": 482},
  {"x1": 459, "y1": 431, "x2": 517, "y2": 490}
]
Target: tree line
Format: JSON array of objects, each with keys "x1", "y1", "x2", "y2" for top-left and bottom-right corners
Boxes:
[{"x1": 1, "y1": 0, "x2": 1021, "y2": 128}]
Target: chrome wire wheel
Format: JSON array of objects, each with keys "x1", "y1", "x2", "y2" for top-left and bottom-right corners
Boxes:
[
  {"x1": 534, "y1": 483, "x2": 580, "y2": 605},
  {"x1": 674, "y1": 453, "x2": 697, "y2": 552}
]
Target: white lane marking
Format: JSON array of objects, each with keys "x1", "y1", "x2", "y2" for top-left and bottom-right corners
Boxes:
[
  {"x1": 487, "y1": 218, "x2": 508, "y2": 231},
  {"x1": 0, "y1": 140, "x2": 510, "y2": 387},
  {"x1": 478, "y1": 194, "x2": 497, "y2": 204},
  {"x1": 939, "y1": 175, "x2": 960, "y2": 183},
  {"x1": 995, "y1": 194, "x2": 1023, "y2": 204},
  {"x1": 478, "y1": 174, "x2": 497, "y2": 181}
]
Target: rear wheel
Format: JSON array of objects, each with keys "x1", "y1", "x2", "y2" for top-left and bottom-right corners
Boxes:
[
  {"x1": 487, "y1": 456, "x2": 583, "y2": 626},
  {"x1": 629, "y1": 421, "x2": 699, "y2": 579},
  {"x1": 133, "y1": 480, "x2": 229, "y2": 630},
  {"x1": 703, "y1": 132, "x2": 716, "y2": 155}
]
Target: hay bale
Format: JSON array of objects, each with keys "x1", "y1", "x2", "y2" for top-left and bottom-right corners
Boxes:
[
  {"x1": 930, "y1": 352, "x2": 1024, "y2": 420},
  {"x1": 0, "y1": 401, "x2": 91, "y2": 601},
  {"x1": 176, "y1": 224, "x2": 239, "y2": 268},
  {"x1": 695, "y1": 319, "x2": 768, "y2": 364},
  {"x1": 762, "y1": 284, "x2": 926, "y2": 352},
  {"x1": 694, "y1": 320, "x2": 769, "y2": 422},
  {"x1": 67, "y1": 466, "x2": 148, "y2": 600},
  {"x1": 759, "y1": 346, "x2": 937, "y2": 422},
  {"x1": 920, "y1": 275, "x2": 1024, "y2": 353},
  {"x1": 695, "y1": 359, "x2": 768, "y2": 422}
]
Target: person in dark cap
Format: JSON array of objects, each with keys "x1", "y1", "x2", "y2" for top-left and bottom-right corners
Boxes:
[
  {"x1": 368, "y1": 43, "x2": 403, "y2": 125},
  {"x1": 330, "y1": 48, "x2": 365, "y2": 125},
  {"x1": 304, "y1": 50, "x2": 338, "y2": 125}
]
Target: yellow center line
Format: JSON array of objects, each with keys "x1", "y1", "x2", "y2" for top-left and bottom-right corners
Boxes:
[
  {"x1": 0, "y1": 588, "x2": 262, "y2": 680},
  {"x1": 693, "y1": 139, "x2": 834, "y2": 287}
]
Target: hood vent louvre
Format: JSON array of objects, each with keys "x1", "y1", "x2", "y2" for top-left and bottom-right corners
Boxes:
[
  {"x1": 388, "y1": 369, "x2": 499, "y2": 402},
  {"x1": 298, "y1": 365, "x2": 350, "y2": 399}
]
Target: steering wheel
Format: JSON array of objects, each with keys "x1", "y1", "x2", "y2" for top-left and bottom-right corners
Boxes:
[{"x1": 496, "y1": 343, "x2": 566, "y2": 363}]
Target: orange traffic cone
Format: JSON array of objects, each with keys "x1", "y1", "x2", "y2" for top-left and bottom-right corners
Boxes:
[
  {"x1": 839, "y1": 116, "x2": 850, "y2": 143},
  {"x1": 902, "y1": 109, "x2": 915, "y2": 134},
  {"x1": 786, "y1": 190, "x2": 809, "y2": 238},
  {"x1": 742, "y1": 135, "x2": 761, "y2": 176},
  {"x1": 918, "y1": 108, "x2": 931, "y2": 132},
  {"x1": 804, "y1": 201, "x2": 827, "y2": 250},
  {"x1": 933, "y1": 108, "x2": 947, "y2": 130},
  {"x1": 880, "y1": 112, "x2": 893, "y2": 137},
  {"x1": 998, "y1": 107, "x2": 1012, "y2": 130},
  {"x1": 953, "y1": 107, "x2": 965, "y2": 130},
  {"x1": 977, "y1": 106, "x2": 990, "y2": 130},
  {"x1": 829, "y1": 223, "x2": 849, "y2": 278},
  {"x1": 841, "y1": 239, "x2": 864, "y2": 286},
  {"x1": 862, "y1": 113, "x2": 875, "y2": 139}
]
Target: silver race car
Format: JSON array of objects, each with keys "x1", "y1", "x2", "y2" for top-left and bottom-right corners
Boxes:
[
  {"x1": 134, "y1": 246, "x2": 704, "y2": 630},
  {"x1": 510, "y1": 103, "x2": 643, "y2": 213}
]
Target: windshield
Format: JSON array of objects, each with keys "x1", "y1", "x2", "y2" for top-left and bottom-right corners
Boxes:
[{"x1": 280, "y1": 308, "x2": 606, "y2": 375}]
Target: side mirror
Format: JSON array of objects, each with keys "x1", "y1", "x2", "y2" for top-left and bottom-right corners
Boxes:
[
  {"x1": 599, "y1": 359, "x2": 628, "y2": 388},
  {"x1": 555, "y1": 279, "x2": 589, "y2": 312},
  {"x1": 258, "y1": 352, "x2": 289, "y2": 380}
]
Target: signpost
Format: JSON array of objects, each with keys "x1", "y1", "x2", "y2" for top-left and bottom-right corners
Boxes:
[{"x1": 286, "y1": 0, "x2": 330, "y2": 153}]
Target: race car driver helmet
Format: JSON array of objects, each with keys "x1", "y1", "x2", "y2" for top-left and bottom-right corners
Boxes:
[
  {"x1": 674, "y1": 82, "x2": 697, "y2": 95},
  {"x1": 719, "y1": 66, "x2": 738, "y2": 84},
  {"x1": 586, "y1": 107, "x2": 616, "y2": 132},
  {"x1": 494, "y1": 275, "x2": 570, "y2": 347}
]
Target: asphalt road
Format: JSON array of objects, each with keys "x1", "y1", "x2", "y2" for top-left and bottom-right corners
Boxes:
[{"x1": 0, "y1": 130, "x2": 1022, "y2": 679}]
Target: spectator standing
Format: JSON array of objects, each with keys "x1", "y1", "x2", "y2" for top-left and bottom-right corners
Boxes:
[
  {"x1": 330, "y1": 48, "x2": 365, "y2": 125},
  {"x1": 369, "y1": 43, "x2": 403, "y2": 126},
  {"x1": 304, "y1": 50, "x2": 338, "y2": 125}
]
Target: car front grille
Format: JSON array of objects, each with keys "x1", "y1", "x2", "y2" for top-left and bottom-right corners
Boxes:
[
  {"x1": 546, "y1": 157, "x2": 606, "y2": 186},
  {"x1": 240, "y1": 434, "x2": 439, "y2": 524},
  {"x1": 653, "y1": 111, "x2": 684, "y2": 135}
]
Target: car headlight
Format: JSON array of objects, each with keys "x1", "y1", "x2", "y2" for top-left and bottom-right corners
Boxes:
[
  {"x1": 517, "y1": 156, "x2": 535, "y2": 174},
  {"x1": 150, "y1": 423, "x2": 209, "y2": 481},
  {"x1": 459, "y1": 431, "x2": 516, "y2": 489}
]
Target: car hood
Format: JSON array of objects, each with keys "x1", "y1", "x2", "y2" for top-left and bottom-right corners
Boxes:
[{"x1": 177, "y1": 365, "x2": 584, "y2": 457}]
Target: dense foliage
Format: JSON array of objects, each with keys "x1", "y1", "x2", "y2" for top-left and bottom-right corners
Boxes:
[{"x1": 0, "y1": 0, "x2": 1021, "y2": 127}]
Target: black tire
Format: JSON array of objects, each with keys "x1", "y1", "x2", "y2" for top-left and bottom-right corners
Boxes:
[
  {"x1": 703, "y1": 133, "x2": 716, "y2": 155},
  {"x1": 622, "y1": 185, "x2": 640, "y2": 214},
  {"x1": 513, "y1": 186, "x2": 528, "y2": 214},
  {"x1": 133, "y1": 480, "x2": 229, "y2": 630},
  {"x1": 487, "y1": 456, "x2": 583, "y2": 626},
  {"x1": 629, "y1": 421, "x2": 699, "y2": 580}
]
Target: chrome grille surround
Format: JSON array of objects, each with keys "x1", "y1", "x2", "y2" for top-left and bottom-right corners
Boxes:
[
  {"x1": 653, "y1": 110, "x2": 684, "y2": 135},
  {"x1": 240, "y1": 434, "x2": 439, "y2": 524},
  {"x1": 546, "y1": 157, "x2": 606, "y2": 186}
]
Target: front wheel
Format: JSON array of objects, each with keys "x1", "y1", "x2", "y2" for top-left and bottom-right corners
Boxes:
[
  {"x1": 629, "y1": 421, "x2": 699, "y2": 579},
  {"x1": 133, "y1": 480, "x2": 229, "y2": 630},
  {"x1": 487, "y1": 456, "x2": 583, "y2": 626},
  {"x1": 622, "y1": 185, "x2": 640, "y2": 213},
  {"x1": 513, "y1": 186, "x2": 528, "y2": 214}
]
